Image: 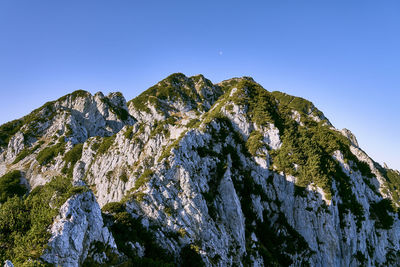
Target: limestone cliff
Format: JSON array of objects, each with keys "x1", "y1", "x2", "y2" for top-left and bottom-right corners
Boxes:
[{"x1": 0, "y1": 73, "x2": 399, "y2": 266}]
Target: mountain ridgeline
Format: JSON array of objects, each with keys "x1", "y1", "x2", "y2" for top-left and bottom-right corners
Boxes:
[{"x1": 0, "y1": 73, "x2": 400, "y2": 266}]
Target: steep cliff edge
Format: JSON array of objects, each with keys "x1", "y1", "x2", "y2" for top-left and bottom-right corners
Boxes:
[{"x1": 0, "y1": 73, "x2": 399, "y2": 266}]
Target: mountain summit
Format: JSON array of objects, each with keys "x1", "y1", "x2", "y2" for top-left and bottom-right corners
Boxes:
[{"x1": 1, "y1": 73, "x2": 400, "y2": 266}]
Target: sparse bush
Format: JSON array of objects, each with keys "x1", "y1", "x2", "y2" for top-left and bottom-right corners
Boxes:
[
  {"x1": 62, "y1": 143, "x2": 83, "y2": 176},
  {"x1": 13, "y1": 142, "x2": 43, "y2": 164},
  {"x1": 0, "y1": 119, "x2": 24, "y2": 147},
  {"x1": 97, "y1": 135, "x2": 116, "y2": 155},
  {"x1": 178, "y1": 228, "x2": 186, "y2": 238},
  {"x1": 106, "y1": 171, "x2": 114, "y2": 181},
  {"x1": 123, "y1": 126, "x2": 134, "y2": 139},
  {"x1": 134, "y1": 170, "x2": 154, "y2": 190},
  {"x1": 102, "y1": 201, "x2": 125, "y2": 214},
  {"x1": 164, "y1": 206, "x2": 173, "y2": 217},
  {"x1": 36, "y1": 139, "x2": 65, "y2": 166},
  {"x1": 119, "y1": 171, "x2": 128, "y2": 183},
  {"x1": 101, "y1": 202, "x2": 175, "y2": 266}
]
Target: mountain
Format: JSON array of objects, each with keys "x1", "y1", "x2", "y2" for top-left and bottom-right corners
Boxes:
[{"x1": 1, "y1": 73, "x2": 400, "y2": 266}]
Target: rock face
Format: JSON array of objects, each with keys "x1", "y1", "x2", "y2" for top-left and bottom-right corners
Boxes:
[
  {"x1": 1, "y1": 73, "x2": 400, "y2": 266},
  {"x1": 41, "y1": 191, "x2": 118, "y2": 266}
]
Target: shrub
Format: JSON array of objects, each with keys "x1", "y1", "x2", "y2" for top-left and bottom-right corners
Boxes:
[
  {"x1": 178, "y1": 228, "x2": 186, "y2": 238},
  {"x1": 186, "y1": 118, "x2": 200, "y2": 128},
  {"x1": 149, "y1": 120, "x2": 169, "y2": 139},
  {"x1": 101, "y1": 98, "x2": 130, "y2": 121},
  {"x1": 246, "y1": 131, "x2": 264, "y2": 156},
  {"x1": 36, "y1": 140, "x2": 65, "y2": 166},
  {"x1": 0, "y1": 170, "x2": 26, "y2": 203},
  {"x1": 164, "y1": 206, "x2": 173, "y2": 217},
  {"x1": 0, "y1": 176, "x2": 75, "y2": 264},
  {"x1": 119, "y1": 171, "x2": 128, "y2": 183},
  {"x1": 66, "y1": 144, "x2": 84, "y2": 163},
  {"x1": 123, "y1": 126, "x2": 134, "y2": 139},
  {"x1": 158, "y1": 138, "x2": 183, "y2": 162},
  {"x1": 13, "y1": 149, "x2": 32, "y2": 164},
  {"x1": 370, "y1": 199, "x2": 394, "y2": 229},
  {"x1": 0, "y1": 119, "x2": 24, "y2": 147},
  {"x1": 381, "y1": 168, "x2": 400, "y2": 206},
  {"x1": 61, "y1": 143, "x2": 83, "y2": 176},
  {"x1": 58, "y1": 90, "x2": 90, "y2": 102},
  {"x1": 106, "y1": 171, "x2": 114, "y2": 181},
  {"x1": 102, "y1": 201, "x2": 125, "y2": 214},
  {"x1": 134, "y1": 170, "x2": 154, "y2": 190},
  {"x1": 225, "y1": 104, "x2": 233, "y2": 112},
  {"x1": 102, "y1": 203, "x2": 175, "y2": 266},
  {"x1": 96, "y1": 135, "x2": 116, "y2": 155},
  {"x1": 133, "y1": 192, "x2": 146, "y2": 202},
  {"x1": 13, "y1": 142, "x2": 43, "y2": 164}
]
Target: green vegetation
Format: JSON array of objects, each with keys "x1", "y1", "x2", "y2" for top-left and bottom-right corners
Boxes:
[
  {"x1": 164, "y1": 206, "x2": 173, "y2": 217},
  {"x1": 178, "y1": 228, "x2": 186, "y2": 238},
  {"x1": 0, "y1": 119, "x2": 24, "y2": 147},
  {"x1": 65, "y1": 124, "x2": 73, "y2": 136},
  {"x1": 0, "y1": 91, "x2": 73, "y2": 148},
  {"x1": 132, "y1": 191, "x2": 146, "y2": 202},
  {"x1": 0, "y1": 170, "x2": 27, "y2": 203},
  {"x1": 246, "y1": 130, "x2": 264, "y2": 156},
  {"x1": 370, "y1": 199, "x2": 394, "y2": 229},
  {"x1": 129, "y1": 73, "x2": 196, "y2": 111},
  {"x1": 36, "y1": 138, "x2": 66, "y2": 166},
  {"x1": 195, "y1": 116, "x2": 313, "y2": 265},
  {"x1": 58, "y1": 89, "x2": 90, "y2": 103},
  {"x1": 270, "y1": 119, "x2": 366, "y2": 228},
  {"x1": 123, "y1": 125, "x2": 134, "y2": 139},
  {"x1": 101, "y1": 202, "x2": 175, "y2": 266},
  {"x1": 96, "y1": 135, "x2": 116, "y2": 155},
  {"x1": 219, "y1": 77, "x2": 373, "y2": 228},
  {"x1": 134, "y1": 169, "x2": 154, "y2": 190},
  {"x1": 13, "y1": 141, "x2": 44, "y2": 164},
  {"x1": 194, "y1": 78, "x2": 378, "y2": 231},
  {"x1": 61, "y1": 143, "x2": 84, "y2": 177},
  {"x1": 149, "y1": 120, "x2": 170, "y2": 139},
  {"x1": 354, "y1": 251, "x2": 367, "y2": 265},
  {"x1": 119, "y1": 171, "x2": 128, "y2": 183},
  {"x1": 128, "y1": 73, "x2": 221, "y2": 116},
  {"x1": 225, "y1": 103, "x2": 233, "y2": 112},
  {"x1": 102, "y1": 201, "x2": 125, "y2": 214},
  {"x1": 1, "y1": 100, "x2": 60, "y2": 148},
  {"x1": 381, "y1": 168, "x2": 400, "y2": 205},
  {"x1": 83, "y1": 241, "x2": 120, "y2": 266},
  {"x1": 101, "y1": 97, "x2": 130, "y2": 121},
  {"x1": 186, "y1": 118, "x2": 200, "y2": 128},
  {"x1": 272, "y1": 91, "x2": 316, "y2": 115},
  {"x1": 225, "y1": 80, "x2": 283, "y2": 128},
  {"x1": 106, "y1": 171, "x2": 114, "y2": 181},
  {"x1": 158, "y1": 135, "x2": 185, "y2": 163},
  {"x1": 0, "y1": 176, "x2": 79, "y2": 265},
  {"x1": 253, "y1": 211, "x2": 313, "y2": 266}
]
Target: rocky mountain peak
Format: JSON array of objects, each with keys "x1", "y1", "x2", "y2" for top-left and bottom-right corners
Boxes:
[
  {"x1": 1, "y1": 73, "x2": 400, "y2": 266},
  {"x1": 341, "y1": 128, "x2": 359, "y2": 147}
]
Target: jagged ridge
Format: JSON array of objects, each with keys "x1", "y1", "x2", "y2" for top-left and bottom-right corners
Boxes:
[{"x1": 0, "y1": 73, "x2": 400, "y2": 266}]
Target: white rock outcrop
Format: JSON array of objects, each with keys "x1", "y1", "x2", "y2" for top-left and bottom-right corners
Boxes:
[{"x1": 41, "y1": 191, "x2": 118, "y2": 266}]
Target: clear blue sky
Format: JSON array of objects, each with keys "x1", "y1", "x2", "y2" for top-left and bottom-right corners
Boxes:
[{"x1": 0, "y1": 1, "x2": 399, "y2": 170}]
